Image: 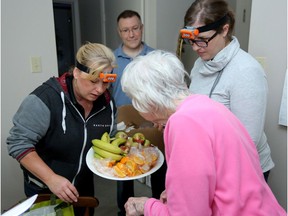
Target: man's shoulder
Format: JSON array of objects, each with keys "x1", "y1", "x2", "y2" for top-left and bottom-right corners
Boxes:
[
  {"x1": 113, "y1": 45, "x2": 122, "y2": 54},
  {"x1": 114, "y1": 45, "x2": 128, "y2": 59},
  {"x1": 143, "y1": 43, "x2": 154, "y2": 53}
]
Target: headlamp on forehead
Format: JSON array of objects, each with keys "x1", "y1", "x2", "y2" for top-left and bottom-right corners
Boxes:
[
  {"x1": 99, "y1": 72, "x2": 117, "y2": 83},
  {"x1": 180, "y1": 14, "x2": 228, "y2": 41},
  {"x1": 76, "y1": 60, "x2": 117, "y2": 83},
  {"x1": 180, "y1": 27, "x2": 199, "y2": 40}
]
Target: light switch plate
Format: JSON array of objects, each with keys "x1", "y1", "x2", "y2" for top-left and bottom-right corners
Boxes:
[{"x1": 30, "y1": 56, "x2": 42, "y2": 73}]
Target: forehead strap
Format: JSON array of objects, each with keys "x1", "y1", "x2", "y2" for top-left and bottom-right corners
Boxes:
[
  {"x1": 196, "y1": 14, "x2": 228, "y2": 33},
  {"x1": 76, "y1": 61, "x2": 89, "y2": 73}
]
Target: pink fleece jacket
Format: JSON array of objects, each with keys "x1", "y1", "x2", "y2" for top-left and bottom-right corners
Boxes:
[{"x1": 144, "y1": 95, "x2": 286, "y2": 216}]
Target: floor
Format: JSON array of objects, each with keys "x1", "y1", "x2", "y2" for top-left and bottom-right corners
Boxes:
[{"x1": 93, "y1": 175, "x2": 152, "y2": 216}]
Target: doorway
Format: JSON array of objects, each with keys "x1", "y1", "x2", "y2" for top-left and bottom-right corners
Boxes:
[{"x1": 53, "y1": 2, "x2": 75, "y2": 76}]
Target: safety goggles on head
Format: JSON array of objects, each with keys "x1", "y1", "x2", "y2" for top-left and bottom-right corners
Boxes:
[
  {"x1": 76, "y1": 61, "x2": 117, "y2": 83},
  {"x1": 180, "y1": 14, "x2": 228, "y2": 47}
]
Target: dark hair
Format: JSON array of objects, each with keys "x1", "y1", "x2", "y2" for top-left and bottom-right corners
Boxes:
[
  {"x1": 117, "y1": 10, "x2": 141, "y2": 23},
  {"x1": 184, "y1": 0, "x2": 235, "y2": 40}
]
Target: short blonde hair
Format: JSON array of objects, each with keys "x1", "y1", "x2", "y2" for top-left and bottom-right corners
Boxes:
[{"x1": 76, "y1": 42, "x2": 116, "y2": 80}]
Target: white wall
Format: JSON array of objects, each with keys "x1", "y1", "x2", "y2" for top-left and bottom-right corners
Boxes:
[
  {"x1": 154, "y1": 0, "x2": 192, "y2": 52},
  {"x1": 249, "y1": 0, "x2": 287, "y2": 210},
  {"x1": 1, "y1": 0, "x2": 58, "y2": 211}
]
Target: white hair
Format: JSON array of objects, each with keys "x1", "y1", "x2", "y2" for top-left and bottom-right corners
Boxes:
[{"x1": 121, "y1": 50, "x2": 190, "y2": 116}]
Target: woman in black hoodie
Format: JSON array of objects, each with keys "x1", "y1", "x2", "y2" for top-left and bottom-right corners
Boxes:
[{"x1": 7, "y1": 42, "x2": 117, "y2": 215}]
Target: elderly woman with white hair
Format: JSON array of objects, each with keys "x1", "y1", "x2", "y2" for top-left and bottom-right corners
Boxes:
[{"x1": 121, "y1": 50, "x2": 286, "y2": 216}]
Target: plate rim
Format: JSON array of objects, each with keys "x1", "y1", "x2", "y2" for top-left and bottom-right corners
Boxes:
[
  {"x1": 2, "y1": 194, "x2": 38, "y2": 216},
  {"x1": 86, "y1": 146, "x2": 164, "y2": 181}
]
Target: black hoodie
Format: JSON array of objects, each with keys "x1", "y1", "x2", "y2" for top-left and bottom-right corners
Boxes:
[{"x1": 7, "y1": 72, "x2": 117, "y2": 195}]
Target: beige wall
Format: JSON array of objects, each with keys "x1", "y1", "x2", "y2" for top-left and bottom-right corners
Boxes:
[
  {"x1": 249, "y1": 0, "x2": 287, "y2": 210},
  {"x1": 1, "y1": 0, "x2": 58, "y2": 211}
]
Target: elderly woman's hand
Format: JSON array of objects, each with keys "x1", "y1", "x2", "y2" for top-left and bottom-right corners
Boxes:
[
  {"x1": 124, "y1": 197, "x2": 148, "y2": 216},
  {"x1": 160, "y1": 190, "x2": 167, "y2": 204}
]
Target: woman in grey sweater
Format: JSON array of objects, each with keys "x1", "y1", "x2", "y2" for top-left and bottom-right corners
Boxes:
[{"x1": 182, "y1": 0, "x2": 274, "y2": 181}]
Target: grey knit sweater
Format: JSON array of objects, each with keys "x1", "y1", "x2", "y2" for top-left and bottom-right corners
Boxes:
[{"x1": 189, "y1": 37, "x2": 274, "y2": 172}]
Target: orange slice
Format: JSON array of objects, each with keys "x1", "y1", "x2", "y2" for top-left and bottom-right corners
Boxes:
[
  {"x1": 132, "y1": 155, "x2": 145, "y2": 165},
  {"x1": 113, "y1": 165, "x2": 126, "y2": 178},
  {"x1": 126, "y1": 160, "x2": 137, "y2": 172},
  {"x1": 120, "y1": 156, "x2": 129, "y2": 164},
  {"x1": 132, "y1": 169, "x2": 143, "y2": 176}
]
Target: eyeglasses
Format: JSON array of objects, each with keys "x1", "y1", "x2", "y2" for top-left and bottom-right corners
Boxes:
[
  {"x1": 120, "y1": 25, "x2": 142, "y2": 35},
  {"x1": 186, "y1": 31, "x2": 218, "y2": 48}
]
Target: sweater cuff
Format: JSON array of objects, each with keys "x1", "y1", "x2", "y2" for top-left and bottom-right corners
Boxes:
[{"x1": 16, "y1": 148, "x2": 35, "y2": 162}]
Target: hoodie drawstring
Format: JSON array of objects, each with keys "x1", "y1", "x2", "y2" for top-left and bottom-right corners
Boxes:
[{"x1": 61, "y1": 92, "x2": 66, "y2": 134}]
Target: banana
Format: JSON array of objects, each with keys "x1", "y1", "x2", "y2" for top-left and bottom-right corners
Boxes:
[
  {"x1": 101, "y1": 132, "x2": 110, "y2": 143},
  {"x1": 93, "y1": 146, "x2": 123, "y2": 161},
  {"x1": 92, "y1": 139, "x2": 123, "y2": 154},
  {"x1": 94, "y1": 153, "x2": 104, "y2": 159},
  {"x1": 111, "y1": 138, "x2": 127, "y2": 147}
]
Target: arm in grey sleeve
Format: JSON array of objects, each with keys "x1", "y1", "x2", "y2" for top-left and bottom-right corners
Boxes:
[
  {"x1": 230, "y1": 66, "x2": 268, "y2": 146},
  {"x1": 6, "y1": 94, "x2": 50, "y2": 161}
]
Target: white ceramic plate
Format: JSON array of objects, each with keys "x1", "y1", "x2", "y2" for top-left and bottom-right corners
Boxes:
[
  {"x1": 86, "y1": 147, "x2": 164, "y2": 181},
  {"x1": 2, "y1": 194, "x2": 38, "y2": 216}
]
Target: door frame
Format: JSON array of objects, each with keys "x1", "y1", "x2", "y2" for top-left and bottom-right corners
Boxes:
[{"x1": 53, "y1": 0, "x2": 81, "y2": 51}]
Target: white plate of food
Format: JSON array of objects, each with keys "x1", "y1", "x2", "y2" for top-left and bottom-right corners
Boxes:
[{"x1": 86, "y1": 147, "x2": 164, "y2": 181}]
